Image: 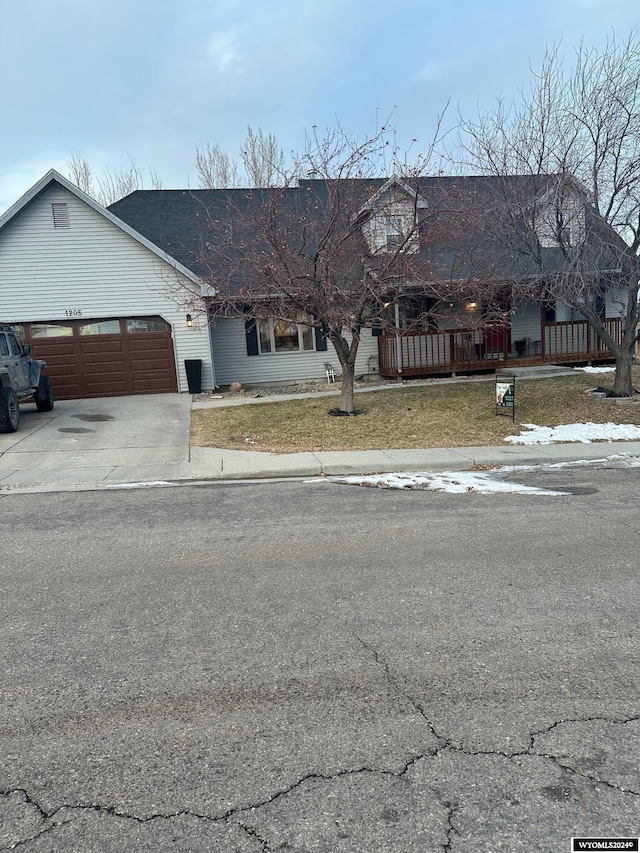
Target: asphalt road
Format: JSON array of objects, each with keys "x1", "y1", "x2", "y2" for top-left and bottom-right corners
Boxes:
[{"x1": 1, "y1": 463, "x2": 639, "y2": 852}]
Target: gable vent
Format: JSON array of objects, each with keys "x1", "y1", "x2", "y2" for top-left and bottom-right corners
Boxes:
[{"x1": 52, "y1": 202, "x2": 70, "y2": 228}]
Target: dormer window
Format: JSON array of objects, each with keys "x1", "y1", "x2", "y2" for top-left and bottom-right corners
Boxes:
[
  {"x1": 536, "y1": 207, "x2": 574, "y2": 248},
  {"x1": 385, "y1": 216, "x2": 403, "y2": 250},
  {"x1": 557, "y1": 210, "x2": 572, "y2": 246},
  {"x1": 52, "y1": 202, "x2": 70, "y2": 228},
  {"x1": 535, "y1": 187, "x2": 584, "y2": 249}
]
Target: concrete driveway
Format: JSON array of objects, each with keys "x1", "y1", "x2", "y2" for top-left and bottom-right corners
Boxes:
[{"x1": 0, "y1": 394, "x2": 192, "y2": 488}]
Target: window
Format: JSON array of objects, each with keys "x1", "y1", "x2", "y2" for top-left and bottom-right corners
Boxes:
[
  {"x1": 257, "y1": 314, "x2": 315, "y2": 354},
  {"x1": 536, "y1": 199, "x2": 584, "y2": 248},
  {"x1": 126, "y1": 318, "x2": 168, "y2": 333},
  {"x1": 52, "y1": 202, "x2": 70, "y2": 228},
  {"x1": 30, "y1": 323, "x2": 73, "y2": 337},
  {"x1": 385, "y1": 216, "x2": 403, "y2": 250},
  {"x1": 0, "y1": 336, "x2": 8, "y2": 356},
  {"x1": 79, "y1": 320, "x2": 121, "y2": 335},
  {"x1": 7, "y1": 334, "x2": 22, "y2": 356}
]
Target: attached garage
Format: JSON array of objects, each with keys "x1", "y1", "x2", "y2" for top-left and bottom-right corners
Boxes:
[
  {"x1": 16, "y1": 317, "x2": 177, "y2": 400},
  {"x1": 0, "y1": 171, "x2": 215, "y2": 398}
]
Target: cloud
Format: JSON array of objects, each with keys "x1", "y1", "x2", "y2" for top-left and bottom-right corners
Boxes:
[
  {"x1": 414, "y1": 59, "x2": 463, "y2": 83},
  {"x1": 206, "y1": 29, "x2": 244, "y2": 76}
]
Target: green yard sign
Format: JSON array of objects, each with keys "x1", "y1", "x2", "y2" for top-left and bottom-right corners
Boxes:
[{"x1": 495, "y1": 374, "x2": 516, "y2": 421}]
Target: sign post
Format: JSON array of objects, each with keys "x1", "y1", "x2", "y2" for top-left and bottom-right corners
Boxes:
[{"x1": 495, "y1": 374, "x2": 516, "y2": 422}]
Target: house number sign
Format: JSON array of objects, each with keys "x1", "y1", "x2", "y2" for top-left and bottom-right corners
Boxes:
[{"x1": 65, "y1": 310, "x2": 83, "y2": 317}]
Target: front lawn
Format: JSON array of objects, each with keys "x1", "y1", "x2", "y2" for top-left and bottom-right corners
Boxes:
[{"x1": 190, "y1": 371, "x2": 640, "y2": 454}]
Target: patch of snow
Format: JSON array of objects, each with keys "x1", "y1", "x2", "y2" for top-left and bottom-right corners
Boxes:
[
  {"x1": 574, "y1": 366, "x2": 616, "y2": 373},
  {"x1": 105, "y1": 481, "x2": 176, "y2": 489},
  {"x1": 333, "y1": 470, "x2": 567, "y2": 496},
  {"x1": 505, "y1": 422, "x2": 640, "y2": 445},
  {"x1": 324, "y1": 453, "x2": 640, "y2": 495}
]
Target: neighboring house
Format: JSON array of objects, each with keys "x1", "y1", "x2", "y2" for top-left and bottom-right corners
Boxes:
[
  {"x1": 0, "y1": 170, "x2": 622, "y2": 401},
  {"x1": 0, "y1": 171, "x2": 213, "y2": 399}
]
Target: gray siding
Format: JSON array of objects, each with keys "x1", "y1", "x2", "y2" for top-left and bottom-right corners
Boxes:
[
  {"x1": 0, "y1": 183, "x2": 213, "y2": 392},
  {"x1": 511, "y1": 301, "x2": 542, "y2": 348},
  {"x1": 210, "y1": 317, "x2": 380, "y2": 386}
]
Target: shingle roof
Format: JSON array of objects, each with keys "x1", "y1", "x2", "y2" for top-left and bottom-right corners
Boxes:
[{"x1": 108, "y1": 175, "x2": 626, "y2": 288}]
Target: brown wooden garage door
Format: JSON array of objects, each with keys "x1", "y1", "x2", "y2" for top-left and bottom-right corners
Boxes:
[{"x1": 17, "y1": 317, "x2": 178, "y2": 400}]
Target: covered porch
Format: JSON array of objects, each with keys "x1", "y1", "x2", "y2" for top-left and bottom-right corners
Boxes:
[{"x1": 377, "y1": 318, "x2": 621, "y2": 378}]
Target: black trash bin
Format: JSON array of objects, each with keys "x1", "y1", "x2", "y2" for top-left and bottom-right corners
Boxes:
[{"x1": 184, "y1": 359, "x2": 202, "y2": 394}]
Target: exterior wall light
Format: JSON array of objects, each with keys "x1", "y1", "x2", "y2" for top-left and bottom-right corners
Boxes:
[{"x1": 186, "y1": 314, "x2": 193, "y2": 328}]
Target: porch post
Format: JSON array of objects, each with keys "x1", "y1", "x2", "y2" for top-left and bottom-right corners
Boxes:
[{"x1": 394, "y1": 300, "x2": 403, "y2": 377}]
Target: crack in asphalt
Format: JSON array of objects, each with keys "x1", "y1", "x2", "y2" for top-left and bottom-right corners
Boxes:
[
  {"x1": 2, "y1": 647, "x2": 639, "y2": 851},
  {"x1": 1, "y1": 818, "x2": 75, "y2": 851},
  {"x1": 236, "y1": 821, "x2": 270, "y2": 851},
  {"x1": 529, "y1": 714, "x2": 640, "y2": 750},
  {"x1": 0, "y1": 769, "x2": 402, "y2": 851},
  {"x1": 442, "y1": 800, "x2": 460, "y2": 853},
  {"x1": 357, "y1": 641, "x2": 640, "y2": 849},
  {"x1": 529, "y1": 715, "x2": 640, "y2": 795}
]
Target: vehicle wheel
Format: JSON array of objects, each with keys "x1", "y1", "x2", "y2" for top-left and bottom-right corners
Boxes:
[
  {"x1": 34, "y1": 375, "x2": 54, "y2": 412},
  {"x1": 0, "y1": 387, "x2": 20, "y2": 433}
]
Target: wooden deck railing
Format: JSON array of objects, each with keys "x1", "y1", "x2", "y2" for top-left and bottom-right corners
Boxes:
[
  {"x1": 544, "y1": 319, "x2": 621, "y2": 359},
  {"x1": 377, "y1": 319, "x2": 620, "y2": 377}
]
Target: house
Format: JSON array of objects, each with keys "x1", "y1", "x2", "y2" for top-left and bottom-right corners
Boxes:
[
  {"x1": 0, "y1": 170, "x2": 622, "y2": 401},
  {"x1": 111, "y1": 174, "x2": 623, "y2": 384},
  {"x1": 109, "y1": 181, "x2": 386, "y2": 388},
  {"x1": 0, "y1": 171, "x2": 213, "y2": 398}
]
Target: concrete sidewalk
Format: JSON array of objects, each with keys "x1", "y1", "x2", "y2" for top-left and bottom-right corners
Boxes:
[{"x1": 0, "y1": 389, "x2": 639, "y2": 493}]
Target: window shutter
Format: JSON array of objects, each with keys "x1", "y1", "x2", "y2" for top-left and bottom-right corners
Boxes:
[
  {"x1": 314, "y1": 326, "x2": 328, "y2": 352},
  {"x1": 245, "y1": 317, "x2": 259, "y2": 356}
]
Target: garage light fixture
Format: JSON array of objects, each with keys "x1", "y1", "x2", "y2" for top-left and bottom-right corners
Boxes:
[{"x1": 186, "y1": 314, "x2": 193, "y2": 328}]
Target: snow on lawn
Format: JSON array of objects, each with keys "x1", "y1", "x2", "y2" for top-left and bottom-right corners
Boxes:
[
  {"x1": 505, "y1": 422, "x2": 640, "y2": 444},
  {"x1": 573, "y1": 366, "x2": 616, "y2": 373}
]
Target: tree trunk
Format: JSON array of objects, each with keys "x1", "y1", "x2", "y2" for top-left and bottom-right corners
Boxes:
[
  {"x1": 330, "y1": 331, "x2": 360, "y2": 414},
  {"x1": 579, "y1": 281, "x2": 638, "y2": 397},
  {"x1": 339, "y1": 361, "x2": 355, "y2": 413},
  {"x1": 612, "y1": 344, "x2": 635, "y2": 397}
]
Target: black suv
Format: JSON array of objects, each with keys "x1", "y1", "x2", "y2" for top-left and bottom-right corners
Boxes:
[{"x1": 0, "y1": 324, "x2": 54, "y2": 432}]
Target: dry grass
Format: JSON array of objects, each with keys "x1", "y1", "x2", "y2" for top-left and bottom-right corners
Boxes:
[{"x1": 190, "y1": 369, "x2": 640, "y2": 454}]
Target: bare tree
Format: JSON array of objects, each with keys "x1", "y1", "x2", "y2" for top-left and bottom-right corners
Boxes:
[
  {"x1": 96, "y1": 159, "x2": 144, "y2": 207},
  {"x1": 240, "y1": 127, "x2": 284, "y2": 187},
  {"x1": 148, "y1": 168, "x2": 164, "y2": 190},
  {"x1": 67, "y1": 153, "x2": 95, "y2": 197},
  {"x1": 67, "y1": 155, "x2": 163, "y2": 205},
  {"x1": 195, "y1": 128, "x2": 284, "y2": 189},
  {"x1": 458, "y1": 32, "x2": 640, "y2": 396},
  {"x1": 198, "y1": 122, "x2": 463, "y2": 414},
  {"x1": 195, "y1": 143, "x2": 240, "y2": 188}
]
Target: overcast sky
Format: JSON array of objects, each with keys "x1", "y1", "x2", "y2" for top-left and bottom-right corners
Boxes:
[{"x1": 0, "y1": 0, "x2": 636, "y2": 214}]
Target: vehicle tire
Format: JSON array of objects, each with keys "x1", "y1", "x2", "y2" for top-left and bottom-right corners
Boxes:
[
  {"x1": 34, "y1": 375, "x2": 54, "y2": 412},
  {"x1": 0, "y1": 387, "x2": 20, "y2": 433}
]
